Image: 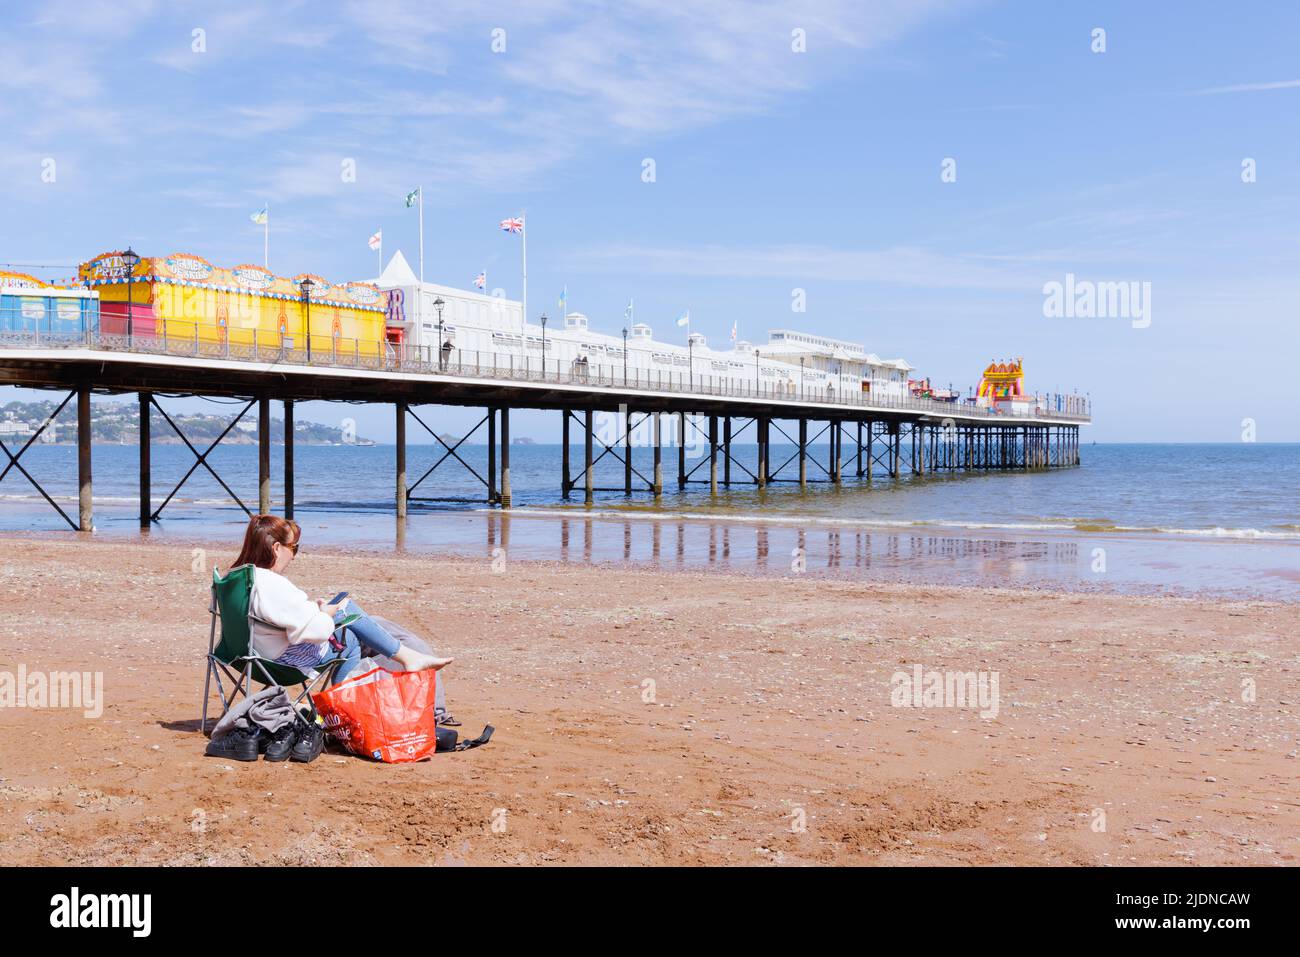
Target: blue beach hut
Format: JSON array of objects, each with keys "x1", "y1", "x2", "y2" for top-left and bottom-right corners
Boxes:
[{"x1": 0, "y1": 271, "x2": 99, "y2": 336}]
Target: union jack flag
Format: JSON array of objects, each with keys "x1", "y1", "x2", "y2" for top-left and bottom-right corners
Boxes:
[
  {"x1": 474, "y1": 271, "x2": 486, "y2": 289},
  {"x1": 499, "y1": 217, "x2": 524, "y2": 234}
]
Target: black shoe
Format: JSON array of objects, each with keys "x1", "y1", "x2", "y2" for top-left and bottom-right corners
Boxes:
[
  {"x1": 261, "y1": 724, "x2": 297, "y2": 762},
  {"x1": 205, "y1": 728, "x2": 259, "y2": 762},
  {"x1": 290, "y1": 723, "x2": 325, "y2": 763}
]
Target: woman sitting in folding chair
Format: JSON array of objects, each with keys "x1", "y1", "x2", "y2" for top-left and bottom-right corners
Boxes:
[{"x1": 234, "y1": 514, "x2": 452, "y2": 685}]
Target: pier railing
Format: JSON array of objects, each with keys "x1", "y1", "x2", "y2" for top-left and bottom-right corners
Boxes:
[{"x1": 0, "y1": 328, "x2": 1091, "y2": 423}]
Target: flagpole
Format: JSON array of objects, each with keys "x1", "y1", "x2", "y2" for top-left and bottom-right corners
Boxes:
[
  {"x1": 418, "y1": 187, "x2": 425, "y2": 333},
  {"x1": 263, "y1": 202, "x2": 269, "y2": 268},
  {"x1": 521, "y1": 209, "x2": 528, "y2": 327}
]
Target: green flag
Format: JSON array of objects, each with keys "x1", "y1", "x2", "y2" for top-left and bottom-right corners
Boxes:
[{"x1": 405, "y1": 187, "x2": 420, "y2": 208}]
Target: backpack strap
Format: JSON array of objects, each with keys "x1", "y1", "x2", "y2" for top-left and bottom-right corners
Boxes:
[{"x1": 455, "y1": 725, "x2": 494, "y2": 751}]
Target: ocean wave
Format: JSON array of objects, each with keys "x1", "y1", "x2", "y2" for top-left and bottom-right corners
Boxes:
[
  {"x1": 1140, "y1": 525, "x2": 1299, "y2": 540},
  {"x1": 491, "y1": 507, "x2": 1300, "y2": 541}
]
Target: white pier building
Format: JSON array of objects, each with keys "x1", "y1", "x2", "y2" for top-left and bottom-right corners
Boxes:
[{"x1": 373, "y1": 252, "x2": 914, "y2": 398}]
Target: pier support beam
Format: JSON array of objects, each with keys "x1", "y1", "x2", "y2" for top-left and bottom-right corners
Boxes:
[
  {"x1": 561, "y1": 409, "x2": 571, "y2": 498},
  {"x1": 488, "y1": 408, "x2": 497, "y2": 504},
  {"x1": 709, "y1": 415, "x2": 718, "y2": 495},
  {"x1": 138, "y1": 391, "x2": 150, "y2": 527},
  {"x1": 890, "y1": 422, "x2": 901, "y2": 478},
  {"x1": 78, "y1": 382, "x2": 92, "y2": 531},
  {"x1": 652, "y1": 412, "x2": 663, "y2": 497},
  {"x1": 757, "y1": 417, "x2": 768, "y2": 488},
  {"x1": 624, "y1": 406, "x2": 633, "y2": 495},
  {"x1": 584, "y1": 409, "x2": 594, "y2": 505},
  {"x1": 283, "y1": 399, "x2": 294, "y2": 520},
  {"x1": 678, "y1": 412, "x2": 687, "y2": 490},
  {"x1": 855, "y1": 421, "x2": 863, "y2": 477},
  {"x1": 500, "y1": 407, "x2": 512, "y2": 508},
  {"x1": 723, "y1": 417, "x2": 732, "y2": 486},
  {"x1": 395, "y1": 401, "x2": 407, "y2": 519},
  {"x1": 798, "y1": 419, "x2": 807, "y2": 488},
  {"x1": 258, "y1": 395, "x2": 271, "y2": 514},
  {"x1": 865, "y1": 420, "x2": 874, "y2": 480},
  {"x1": 831, "y1": 421, "x2": 842, "y2": 484}
]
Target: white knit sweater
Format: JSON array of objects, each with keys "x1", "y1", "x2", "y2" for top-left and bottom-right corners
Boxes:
[{"x1": 248, "y1": 566, "x2": 336, "y2": 662}]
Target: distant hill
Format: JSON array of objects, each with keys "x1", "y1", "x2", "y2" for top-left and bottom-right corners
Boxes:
[{"x1": 0, "y1": 399, "x2": 374, "y2": 446}]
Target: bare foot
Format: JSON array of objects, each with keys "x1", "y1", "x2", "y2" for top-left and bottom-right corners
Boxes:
[{"x1": 394, "y1": 647, "x2": 453, "y2": 672}]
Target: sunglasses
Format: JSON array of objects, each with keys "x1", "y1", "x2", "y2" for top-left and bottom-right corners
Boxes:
[{"x1": 277, "y1": 539, "x2": 300, "y2": 555}]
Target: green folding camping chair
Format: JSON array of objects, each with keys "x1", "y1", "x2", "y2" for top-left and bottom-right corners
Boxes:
[{"x1": 200, "y1": 564, "x2": 344, "y2": 737}]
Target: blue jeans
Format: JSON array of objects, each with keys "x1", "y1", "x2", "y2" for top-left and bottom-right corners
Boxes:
[{"x1": 322, "y1": 600, "x2": 401, "y2": 684}]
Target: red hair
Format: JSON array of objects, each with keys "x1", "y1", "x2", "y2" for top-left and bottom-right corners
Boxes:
[{"x1": 233, "y1": 514, "x2": 301, "y2": 569}]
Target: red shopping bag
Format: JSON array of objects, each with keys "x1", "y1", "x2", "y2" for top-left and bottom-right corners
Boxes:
[{"x1": 312, "y1": 667, "x2": 438, "y2": 763}]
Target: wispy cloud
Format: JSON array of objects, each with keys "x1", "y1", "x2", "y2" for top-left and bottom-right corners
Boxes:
[
  {"x1": 1190, "y1": 78, "x2": 1300, "y2": 95},
  {"x1": 3, "y1": 0, "x2": 966, "y2": 202},
  {"x1": 571, "y1": 241, "x2": 1043, "y2": 291}
]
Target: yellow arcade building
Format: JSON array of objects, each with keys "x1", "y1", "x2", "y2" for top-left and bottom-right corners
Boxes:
[{"x1": 78, "y1": 251, "x2": 389, "y2": 357}]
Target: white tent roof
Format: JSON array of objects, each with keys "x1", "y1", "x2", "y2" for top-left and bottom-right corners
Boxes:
[{"x1": 376, "y1": 249, "x2": 419, "y2": 288}]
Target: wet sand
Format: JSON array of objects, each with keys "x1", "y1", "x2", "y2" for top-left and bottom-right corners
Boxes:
[{"x1": 0, "y1": 534, "x2": 1296, "y2": 866}]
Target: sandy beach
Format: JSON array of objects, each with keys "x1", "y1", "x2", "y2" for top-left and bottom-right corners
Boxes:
[{"x1": 0, "y1": 533, "x2": 1295, "y2": 866}]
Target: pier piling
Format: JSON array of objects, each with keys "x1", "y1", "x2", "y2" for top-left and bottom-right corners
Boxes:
[
  {"x1": 487, "y1": 408, "x2": 498, "y2": 504},
  {"x1": 677, "y1": 412, "x2": 687, "y2": 490},
  {"x1": 500, "y1": 407, "x2": 511, "y2": 508},
  {"x1": 584, "y1": 409, "x2": 594, "y2": 505},
  {"x1": 77, "y1": 382, "x2": 92, "y2": 532},
  {"x1": 798, "y1": 418, "x2": 808, "y2": 488},
  {"x1": 258, "y1": 395, "x2": 271, "y2": 513},
  {"x1": 561, "y1": 408, "x2": 570, "y2": 498},
  {"x1": 138, "y1": 391, "x2": 150, "y2": 527},
  {"x1": 709, "y1": 415, "x2": 719, "y2": 495},
  {"x1": 283, "y1": 399, "x2": 294, "y2": 520},
  {"x1": 723, "y1": 417, "x2": 732, "y2": 487},
  {"x1": 395, "y1": 401, "x2": 407, "y2": 519},
  {"x1": 653, "y1": 412, "x2": 663, "y2": 497},
  {"x1": 624, "y1": 406, "x2": 633, "y2": 495}
]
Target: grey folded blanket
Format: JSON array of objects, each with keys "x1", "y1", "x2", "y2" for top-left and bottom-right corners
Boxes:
[{"x1": 211, "y1": 685, "x2": 295, "y2": 740}]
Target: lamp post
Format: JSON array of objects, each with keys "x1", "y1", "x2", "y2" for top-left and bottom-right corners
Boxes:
[
  {"x1": 433, "y1": 296, "x2": 445, "y2": 369},
  {"x1": 540, "y1": 313, "x2": 548, "y2": 375},
  {"x1": 622, "y1": 327, "x2": 628, "y2": 384},
  {"x1": 687, "y1": 334, "x2": 694, "y2": 390},
  {"x1": 299, "y1": 276, "x2": 315, "y2": 361},
  {"x1": 121, "y1": 247, "x2": 141, "y2": 347},
  {"x1": 799, "y1": 356, "x2": 805, "y2": 397},
  {"x1": 754, "y1": 348, "x2": 760, "y2": 393}
]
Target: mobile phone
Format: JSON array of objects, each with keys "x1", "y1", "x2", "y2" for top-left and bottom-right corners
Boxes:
[{"x1": 328, "y1": 591, "x2": 350, "y2": 606}]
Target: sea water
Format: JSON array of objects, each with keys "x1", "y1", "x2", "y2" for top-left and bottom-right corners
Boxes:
[{"x1": 1, "y1": 443, "x2": 1296, "y2": 600}]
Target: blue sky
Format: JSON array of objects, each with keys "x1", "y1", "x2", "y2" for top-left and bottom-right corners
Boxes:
[{"x1": 4, "y1": 0, "x2": 1299, "y2": 442}]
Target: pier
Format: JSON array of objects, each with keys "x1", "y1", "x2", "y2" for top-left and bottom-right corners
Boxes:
[{"x1": 0, "y1": 329, "x2": 1088, "y2": 530}]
